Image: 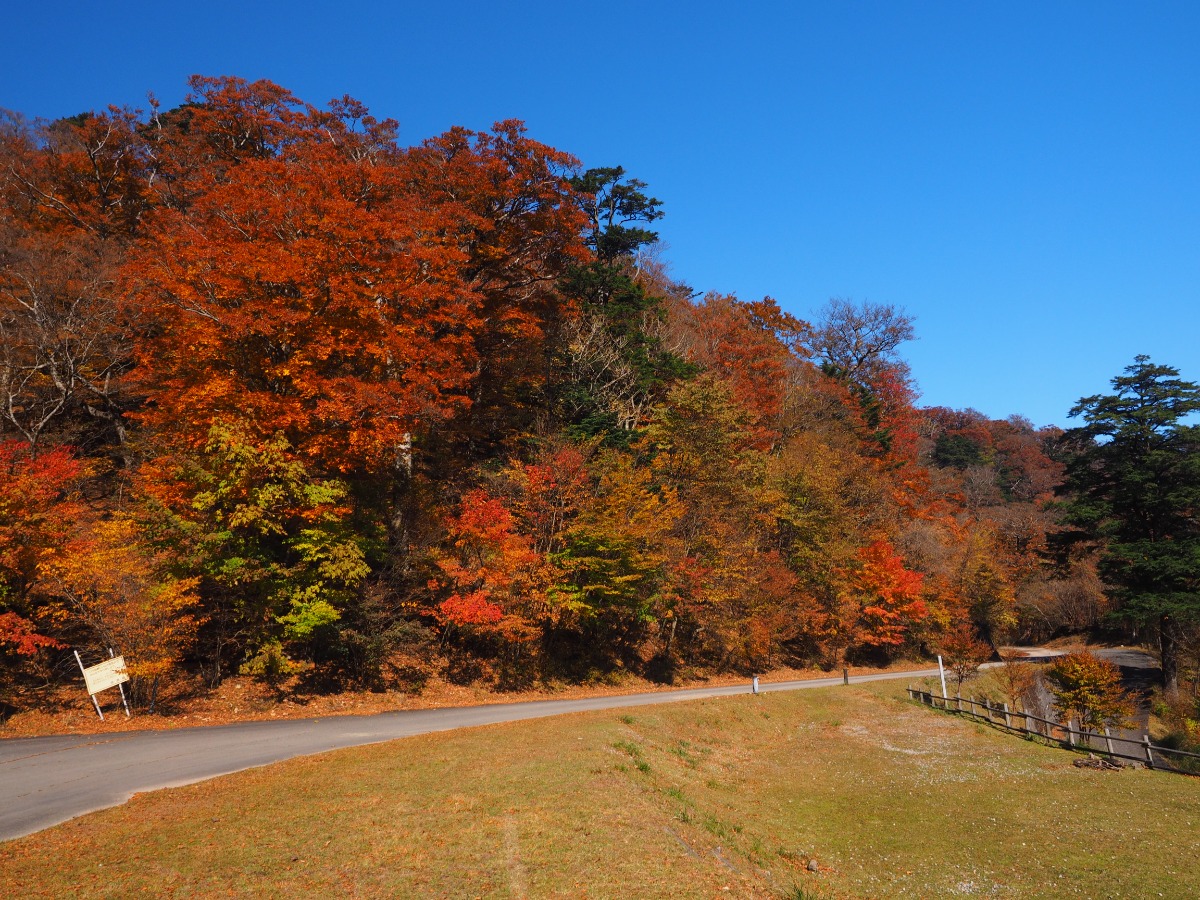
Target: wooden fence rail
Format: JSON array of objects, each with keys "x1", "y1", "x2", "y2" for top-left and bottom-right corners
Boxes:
[{"x1": 907, "y1": 687, "x2": 1200, "y2": 776}]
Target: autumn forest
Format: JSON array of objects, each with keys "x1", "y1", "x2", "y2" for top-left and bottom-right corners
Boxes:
[{"x1": 1, "y1": 76, "x2": 1193, "y2": 713}]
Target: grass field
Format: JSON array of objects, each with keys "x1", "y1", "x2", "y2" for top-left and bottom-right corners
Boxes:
[{"x1": 3, "y1": 682, "x2": 1198, "y2": 898}]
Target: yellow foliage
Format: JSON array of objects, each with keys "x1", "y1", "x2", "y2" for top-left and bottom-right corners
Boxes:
[{"x1": 46, "y1": 516, "x2": 202, "y2": 683}]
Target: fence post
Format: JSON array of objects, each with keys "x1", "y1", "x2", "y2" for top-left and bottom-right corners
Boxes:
[
  {"x1": 843, "y1": 667, "x2": 849, "y2": 686},
  {"x1": 968, "y1": 696, "x2": 975, "y2": 717},
  {"x1": 1002, "y1": 702, "x2": 1012, "y2": 729},
  {"x1": 1103, "y1": 726, "x2": 1115, "y2": 756},
  {"x1": 1143, "y1": 735, "x2": 1155, "y2": 769},
  {"x1": 956, "y1": 693, "x2": 962, "y2": 712},
  {"x1": 1066, "y1": 719, "x2": 1076, "y2": 749},
  {"x1": 1025, "y1": 712, "x2": 1035, "y2": 734}
]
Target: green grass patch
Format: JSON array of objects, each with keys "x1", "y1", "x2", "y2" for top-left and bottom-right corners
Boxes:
[
  {"x1": 612, "y1": 738, "x2": 651, "y2": 773},
  {"x1": 2, "y1": 683, "x2": 1199, "y2": 897}
]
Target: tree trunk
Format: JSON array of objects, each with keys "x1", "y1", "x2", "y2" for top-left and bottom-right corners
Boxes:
[
  {"x1": 1160, "y1": 613, "x2": 1180, "y2": 696},
  {"x1": 663, "y1": 617, "x2": 677, "y2": 658}
]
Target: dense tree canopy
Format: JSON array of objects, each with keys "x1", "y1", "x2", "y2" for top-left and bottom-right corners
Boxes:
[{"x1": 0, "y1": 75, "x2": 1175, "y2": 712}]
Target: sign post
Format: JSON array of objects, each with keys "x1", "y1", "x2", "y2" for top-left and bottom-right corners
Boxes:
[{"x1": 75, "y1": 649, "x2": 131, "y2": 720}]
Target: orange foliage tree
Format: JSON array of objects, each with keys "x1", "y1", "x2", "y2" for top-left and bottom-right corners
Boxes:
[
  {"x1": 0, "y1": 440, "x2": 81, "y2": 658},
  {"x1": 506, "y1": 443, "x2": 592, "y2": 557},
  {"x1": 937, "y1": 619, "x2": 993, "y2": 690},
  {"x1": 406, "y1": 121, "x2": 588, "y2": 452},
  {"x1": 126, "y1": 128, "x2": 481, "y2": 477},
  {"x1": 675, "y1": 293, "x2": 809, "y2": 450},
  {"x1": 839, "y1": 539, "x2": 927, "y2": 656},
  {"x1": 433, "y1": 489, "x2": 548, "y2": 653},
  {"x1": 0, "y1": 108, "x2": 144, "y2": 454},
  {"x1": 46, "y1": 516, "x2": 201, "y2": 709}
]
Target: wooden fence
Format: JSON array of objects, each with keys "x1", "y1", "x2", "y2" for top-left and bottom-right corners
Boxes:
[{"x1": 907, "y1": 687, "x2": 1200, "y2": 776}]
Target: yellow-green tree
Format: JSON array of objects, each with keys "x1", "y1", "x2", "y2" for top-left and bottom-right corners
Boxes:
[{"x1": 1047, "y1": 651, "x2": 1134, "y2": 730}]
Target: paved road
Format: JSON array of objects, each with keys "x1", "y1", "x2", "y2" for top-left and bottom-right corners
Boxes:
[
  {"x1": 999, "y1": 646, "x2": 1159, "y2": 669},
  {"x1": 0, "y1": 668, "x2": 936, "y2": 842}
]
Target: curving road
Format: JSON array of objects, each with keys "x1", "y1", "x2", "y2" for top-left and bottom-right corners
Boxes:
[
  {"x1": 998, "y1": 646, "x2": 1158, "y2": 669},
  {"x1": 0, "y1": 668, "x2": 937, "y2": 842}
]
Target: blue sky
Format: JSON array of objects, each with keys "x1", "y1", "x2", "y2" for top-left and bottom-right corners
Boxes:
[{"x1": 5, "y1": 2, "x2": 1198, "y2": 427}]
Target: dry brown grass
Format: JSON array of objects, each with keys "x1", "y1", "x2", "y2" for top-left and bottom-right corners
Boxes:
[{"x1": 4, "y1": 682, "x2": 1199, "y2": 898}]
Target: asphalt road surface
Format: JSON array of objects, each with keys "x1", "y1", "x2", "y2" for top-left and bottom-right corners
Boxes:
[
  {"x1": 999, "y1": 646, "x2": 1158, "y2": 669},
  {"x1": 0, "y1": 668, "x2": 937, "y2": 842}
]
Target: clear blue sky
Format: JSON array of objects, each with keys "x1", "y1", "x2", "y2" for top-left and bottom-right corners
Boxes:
[{"x1": 5, "y1": 1, "x2": 1198, "y2": 428}]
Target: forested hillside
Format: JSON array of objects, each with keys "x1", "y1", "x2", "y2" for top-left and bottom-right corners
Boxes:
[{"x1": 0, "y1": 77, "x2": 1140, "y2": 709}]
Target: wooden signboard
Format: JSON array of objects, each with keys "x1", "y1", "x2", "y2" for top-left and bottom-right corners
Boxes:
[
  {"x1": 76, "y1": 650, "x2": 131, "y2": 720},
  {"x1": 82, "y1": 656, "x2": 129, "y2": 695}
]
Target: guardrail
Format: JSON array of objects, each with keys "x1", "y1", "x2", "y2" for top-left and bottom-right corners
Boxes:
[{"x1": 907, "y1": 687, "x2": 1200, "y2": 775}]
